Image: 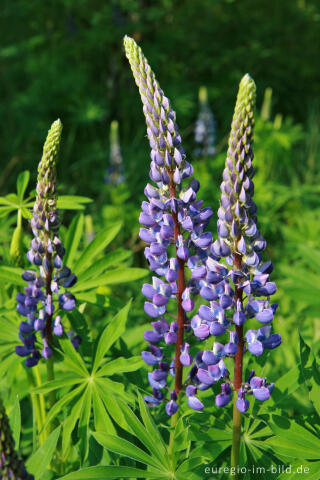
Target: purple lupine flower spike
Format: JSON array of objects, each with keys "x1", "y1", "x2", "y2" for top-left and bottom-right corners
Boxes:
[
  {"x1": 15, "y1": 120, "x2": 80, "y2": 367},
  {"x1": 203, "y1": 75, "x2": 280, "y2": 413},
  {"x1": 187, "y1": 75, "x2": 281, "y2": 415},
  {"x1": 124, "y1": 36, "x2": 220, "y2": 414}
]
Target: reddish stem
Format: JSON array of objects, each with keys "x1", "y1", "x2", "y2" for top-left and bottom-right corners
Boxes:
[
  {"x1": 45, "y1": 248, "x2": 53, "y2": 344},
  {"x1": 169, "y1": 173, "x2": 185, "y2": 395},
  {"x1": 233, "y1": 251, "x2": 244, "y2": 390}
]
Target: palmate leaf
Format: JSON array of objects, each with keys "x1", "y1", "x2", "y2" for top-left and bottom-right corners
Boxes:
[
  {"x1": 62, "y1": 392, "x2": 211, "y2": 480},
  {"x1": 32, "y1": 302, "x2": 142, "y2": 464}
]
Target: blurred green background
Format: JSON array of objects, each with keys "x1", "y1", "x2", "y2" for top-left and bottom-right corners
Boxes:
[{"x1": 1, "y1": 0, "x2": 320, "y2": 397}]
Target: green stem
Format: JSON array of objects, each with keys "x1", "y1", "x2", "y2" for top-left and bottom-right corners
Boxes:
[
  {"x1": 46, "y1": 356, "x2": 55, "y2": 409},
  {"x1": 231, "y1": 391, "x2": 241, "y2": 478},
  {"x1": 26, "y1": 369, "x2": 46, "y2": 446},
  {"x1": 34, "y1": 366, "x2": 47, "y2": 442}
]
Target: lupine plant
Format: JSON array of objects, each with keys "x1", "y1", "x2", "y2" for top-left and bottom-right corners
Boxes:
[
  {"x1": 15, "y1": 120, "x2": 79, "y2": 379},
  {"x1": 124, "y1": 36, "x2": 281, "y2": 470},
  {"x1": 194, "y1": 86, "x2": 216, "y2": 158},
  {"x1": 124, "y1": 35, "x2": 216, "y2": 417}
]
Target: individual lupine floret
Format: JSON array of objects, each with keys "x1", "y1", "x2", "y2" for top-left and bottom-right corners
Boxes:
[
  {"x1": 104, "y1": 120, "x2": 125, "y2": 185},
  {"x1": 190, "y1": 75, "x2": 281, "y2": 414},
  {"x1": 124, "y1": 36, "x2": 223, "y2": 415},
  {"x1": 194, "y1": 86, "x2": 216, "y2": 157},
  {"x1": 15, "y1": 120, "x2": 80, "y2": 367},
  {"x1": 0, "y1": 399, "x2": 34, "y2": 479}
]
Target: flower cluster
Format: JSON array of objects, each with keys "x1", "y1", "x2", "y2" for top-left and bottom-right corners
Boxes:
[
  {"x1": 125, "y1": 35, "x2": 281, "y2": 416},
  {"x1": 189, "y1": 74, "x2": 281, "y2": 412},
  {"x1": 15, "y1": 120, "x2": 80, "y2": 367},
  {"x1": 124, "y1": 36, "x2": 221, "y2": 413},
  {"x1": 0, "y1": 399, "x2": 34, "y2": 479},
  {"x1": 104, "y1": 120, "x2": 125, "y2": 185},
  {"x1": 194, "y1": 86, "x2": 216, "y2": 158}
]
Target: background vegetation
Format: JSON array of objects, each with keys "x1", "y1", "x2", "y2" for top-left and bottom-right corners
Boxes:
[{"x1": 0, "y1": 1, "x2": 320, "y2": 479}]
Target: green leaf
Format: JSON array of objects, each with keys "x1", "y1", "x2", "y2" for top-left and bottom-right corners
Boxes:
[
  {"x1": 73, "y1": 223, "x2": 122, "y2": 276},
  {"x1": 62, "y1": 394, "x2": 85, "y2": 456},
  {"x1": 59, "y1": 466, "x2": 167, "y2": 479},
  {"x1": 113, "y1": 400, "x2": 169, "y2": 467},
  {"x1": 96, "y1": 356, "x2": 144, "y2": 377},
  {"x1": 137, "y1": 393, "x2": 167, "y2": 456},
  {"x1": 26, "y1": 425, "x2": 61, "y2": 478},
  {"x1": 9, "y1": 395, "x2": 21, "y2": 448},
  {"x1": 0, "y1": 266, "x2": 25, "y2": 286},
  {"x1": 57, "y1": 196, "x2": 92, "y2": 211},
  {"x1": 92, "y1": 384, "x2": 116, "y2": 436},
  {"x1": 63, "y1": 213, "x2": 84, "y2": 267},
  {"x1": 76, "y1": 249, "x2": 132, "y2": 284},
  {"x1": 78, "y1": 385, "x2": 92, "y2": 462},
  {"x1": 21, "y1": 206, "x2": 32, "y2": 219},
  {"x1": 4, "y1": 193, "x2": 20, "y2": 207},
  {"x1": 32, "y1": 376, "x2": 83, "y2": 394},
  {"x1": 42, "y1": 385, "x2": 85, "y2": 433},
  {"x1": 59, "y1": 335, "x2": 88, "y2": 377},
  {"x1": 299, "y1": 333, "x2": 320, "y2": 417},
  {"x1": 267, "y1": 415, "x2": 320, "y2": 459},
  {"x1": 93, "y1": 432, "x2": 165, "y2": 471},
  {"x1": 258, "y1": 365, "x2": 301, "y2": 412},
  {"x1": 16, "y1": 171, "x2": 30, "y2": 201},
  {"x1": 73, "y1": 268, "x2": 148, "y2": 292},
  {"x1": 98, "y1": 391, "x2": 127, "y2": 430},
  {"x1": 95, "y1": 378, "x2": 129, "y2": 402},
  {"x1": 92, "y1": 301, "x2": 131, "y2": 373}
]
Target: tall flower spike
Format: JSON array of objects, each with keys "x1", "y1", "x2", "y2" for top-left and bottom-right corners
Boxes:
[
  {"x1": 105, "y1": 120, "x2": 125, "y2": 185},
  {"x1": 201, "y1": 75, "x2": 281, "y2": 469},
  {"x1": 194, "y1": 86, "x2": 216, "y2": 158},
  {"x1": 15, "y1": 120, "x2": 80, "y2": 367},
  {"x1": 0, "y1": 399, "x2": 34, "y2": 479},
  {"x1": 124, "y1": 36, "x2": 220, "y2": 415}
]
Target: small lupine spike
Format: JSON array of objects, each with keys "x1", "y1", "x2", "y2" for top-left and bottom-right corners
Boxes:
[
  {"x1": 15, "y1": 120, "x2": 80, "y2": 367},
  {"x1": 0, "y1": 399, "x2": 34, "y2": 479}
]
